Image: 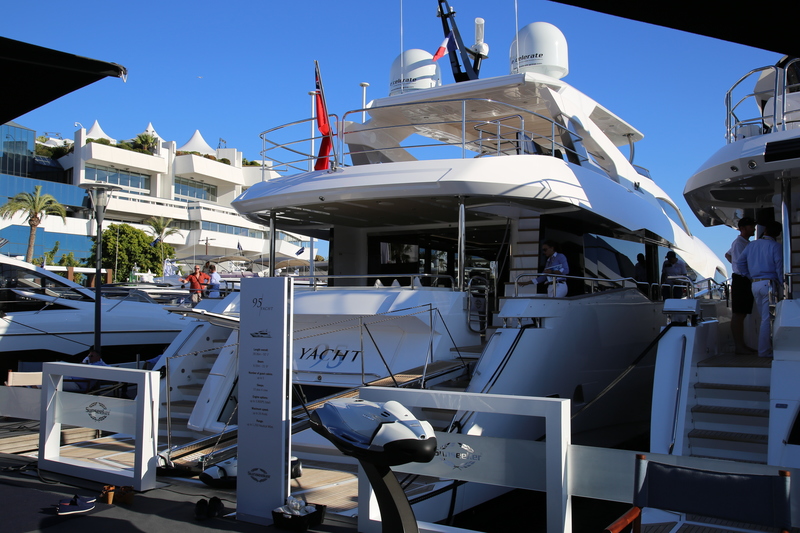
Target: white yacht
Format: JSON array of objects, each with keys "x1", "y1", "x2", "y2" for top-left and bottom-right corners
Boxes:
[
  {"x1": 158, "y1": 17, "x2": 725, "y2": 450},
  {"x1": 652, "y1": 57, "x2": 800, "y2": 467},
  {"x1": 631, "y1": 54, "x2": 800, "y2": 532},
  {"x1": 0, "y1": 254, "x2": 187, "y2": 372}
]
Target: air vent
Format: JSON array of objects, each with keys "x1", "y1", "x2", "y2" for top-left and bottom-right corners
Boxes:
[{"x1": 765, "y1": 137, "x2": 800, "y2": 163}]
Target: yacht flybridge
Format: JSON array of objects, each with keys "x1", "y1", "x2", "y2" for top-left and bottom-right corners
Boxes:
[{"x1": 156, "y1": 7, "x2": 727, "y2": 518}]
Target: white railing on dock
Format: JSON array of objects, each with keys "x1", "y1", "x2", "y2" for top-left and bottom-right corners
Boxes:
[{"x1": 37, "y1": 362, "x2": 160, "y2": 491}]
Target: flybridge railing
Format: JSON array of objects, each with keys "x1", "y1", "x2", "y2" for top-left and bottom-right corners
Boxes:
[
  {"x1": 259, "y1": 98, "x2": 586, "y2": 173},
  {"x1": 726, "y1": 58, "x2": 800, "y2": 143}
]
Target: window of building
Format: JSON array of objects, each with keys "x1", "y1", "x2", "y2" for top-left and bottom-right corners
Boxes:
[
  {"x1": 174, "y1": 176, "x2": 217, "y2": 202},
  {"x1": 85, "y1": 164, "x2": 151, "y2": 195},
  {"x1": 1, "y1": 124, "x2": 34, "y2": 178},
  {"x1": 200, "y1": 221, "x2": 265, "y2": 239}
]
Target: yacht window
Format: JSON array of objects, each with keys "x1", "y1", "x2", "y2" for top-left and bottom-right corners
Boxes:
[
  {"x1": 657, "y1": 198, "x2": 692, "y2": 235},
  {"x1": 0, "y1": 264, "x2": 93, "y2": 313},
  {"x1": 380, "y1": 243, "x2": 419, "y2": 265},
  {"x1": 583, "y1": 234, "x2": 643, "y2": 291}
]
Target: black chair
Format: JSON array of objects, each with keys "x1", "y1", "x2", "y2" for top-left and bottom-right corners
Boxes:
[{"x1": 604, "y1": 454, "x2": 791, "y2": 533}]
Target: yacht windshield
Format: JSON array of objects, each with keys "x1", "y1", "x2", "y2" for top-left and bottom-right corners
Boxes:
[{"x1": 0, "y1": 263, "x2": 93, "y2": 313}]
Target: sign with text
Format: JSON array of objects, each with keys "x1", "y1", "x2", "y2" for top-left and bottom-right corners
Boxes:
[{"x1": 237, "y1": 277, "x2": 293, "y2": 525}]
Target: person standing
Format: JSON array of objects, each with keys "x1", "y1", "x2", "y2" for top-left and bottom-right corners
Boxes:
[
  {"x1": 181, "y1": 265, "x2": 210, "y2": 306},
  {"x1": 661, "y1": 251, "x2": 688, "y2": 299},
  {"x1": 725, "y1": 217, "x2": 756, "y2": 354},
  {"x1": 736, "y1": 221, "x2": 783, "y2": 358},
  {"x1": 207, "y1": 264, "x2": 221, "y2": 298},
  {"x1": 535, "y1": 240, "x2": 569, "y2": 297}
]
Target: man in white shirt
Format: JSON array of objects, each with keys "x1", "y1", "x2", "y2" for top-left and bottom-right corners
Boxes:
[{"x1": 725, "y1": 217, "x2": 756, "y2": 354}]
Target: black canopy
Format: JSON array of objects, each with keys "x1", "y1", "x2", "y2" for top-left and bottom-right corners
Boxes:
[
  {"x1": 0, "y1": 36, "x2": 127, "y2": 124},
  {"x1": 551, "y1": 1, "x2": 797, "y2": 58}
]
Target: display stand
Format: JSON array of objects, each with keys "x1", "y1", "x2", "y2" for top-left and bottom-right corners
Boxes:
[{"x1": 236, "y1": 277, "x2": 293, "y2": 525}]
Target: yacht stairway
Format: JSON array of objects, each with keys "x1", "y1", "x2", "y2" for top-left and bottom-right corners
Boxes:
[{"x1": 687, "y1": 353, "x2": 772, "y2": 463}]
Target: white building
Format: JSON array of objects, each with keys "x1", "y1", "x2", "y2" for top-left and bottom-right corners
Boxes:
[{"x1": 43, "y1": 122, "x2": 311, "y2": 262}]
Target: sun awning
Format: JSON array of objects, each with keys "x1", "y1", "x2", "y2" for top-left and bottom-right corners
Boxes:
[
  {"x1": 0, "y1": 37, "x2": 127, "y2": 125},
  {"x1": 550, "y1": 1, "x2": 798, "y2": 58}
]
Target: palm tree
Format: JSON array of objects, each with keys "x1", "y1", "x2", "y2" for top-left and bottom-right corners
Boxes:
[
  {"x1": 134, "y1": 133, "x2": 158, "y2": 153},
  {"x1": 145, "y1": 216, "x2": 182, "y2": 274},
  {"x1": 0, "y1": 185, "x2": 66, "y2": 263}
]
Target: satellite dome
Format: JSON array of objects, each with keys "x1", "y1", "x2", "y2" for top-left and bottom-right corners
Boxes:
[
  {"x1": 509, "y1": 22, "x2": 569, "y2": 79},
  {"x1": 389, "y1": 49, "x2": 442, "y2": 96}
]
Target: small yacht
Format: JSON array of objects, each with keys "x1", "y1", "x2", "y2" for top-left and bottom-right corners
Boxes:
[
  {"x1": 154, "y1": 9, "x2": 727, "y2": 521},
  {"x1": 647, "y1": 56, "x2": 800, "y2": 530},
  {"x1": 0, "y1": 254, "x2": 187, "y2": 372}
]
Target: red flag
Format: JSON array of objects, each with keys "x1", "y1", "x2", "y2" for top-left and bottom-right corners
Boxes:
[{"x1": 314, "y1": 61, "x2": 332, "y2": 170}]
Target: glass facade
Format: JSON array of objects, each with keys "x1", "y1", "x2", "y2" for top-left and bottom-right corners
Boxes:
[
  {"x1": 174, "y1": 176, "x2": 217, "y2": 202},
  {"x1": 1, "y1": 123, "x2": 35, "y2": 178},
  {"x1": 200, "y1": 220, "x2": 265, "y2": 239},
  {"x1": 0, "y1": 176, "x2": 94, "y2": 262},
  {"x1": 85, "y1": 163, "x2": 151, "y2": 195}
]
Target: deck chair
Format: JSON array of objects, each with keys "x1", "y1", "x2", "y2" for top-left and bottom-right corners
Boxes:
[{"x1": 604, "y1": 454, "x2": 791, "y2": 533}]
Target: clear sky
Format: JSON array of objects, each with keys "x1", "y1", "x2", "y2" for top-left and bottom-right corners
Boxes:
[{"x1": 2, "y1": 0, "x2": 782, "y2": 264}]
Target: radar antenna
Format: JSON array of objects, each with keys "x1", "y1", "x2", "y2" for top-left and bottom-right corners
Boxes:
[{"x1": 436, "y1": 0, "x2": 488, "y2": 82}]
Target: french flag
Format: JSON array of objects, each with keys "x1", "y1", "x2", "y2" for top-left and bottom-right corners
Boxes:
[{"x1": 432, "y1": 31, "x2": 457, "y2": 61}]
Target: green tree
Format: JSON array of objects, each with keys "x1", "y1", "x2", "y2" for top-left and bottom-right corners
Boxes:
[
  {"x1": 134, "y1": 133, "x2": 158, "y2": 153},
  {"x1": 0, "y1": 185, "x2": 67, "y2": 263},
  {"x1": 33, "y1": 240, "x2": 60, "y2": 266},
  {"x1": 145, "y1": 217, "x2": 182, "y2": 273},
  {"x1": 57, "y1": 251, "x2": 86, "y2": 284},
  {"x1": 95, "y1": 223, "x2": 175, "y2": 280}
]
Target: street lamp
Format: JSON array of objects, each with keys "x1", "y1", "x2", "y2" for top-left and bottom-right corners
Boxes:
[{"x1": 80, "y1": 182, "x2": 121, "y2": 357}]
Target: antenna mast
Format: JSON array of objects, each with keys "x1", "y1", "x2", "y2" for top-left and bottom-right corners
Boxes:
[{"x1": 436, "y1": 0, "x2": 488, "y2": 82}]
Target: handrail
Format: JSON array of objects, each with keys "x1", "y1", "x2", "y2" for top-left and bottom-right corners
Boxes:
[
  {"x1": 466, "y1": 275, "x2": 489, "y2": 333},
  {"x1": 726, "y1": 59, "x2": 800, "y2": 143},
  {"x1": 293, "y1": 272, "x2": 456, "y2": 291},
  {"x1": 340, "y1": 97, "x2": 584, "y2": 166},
  {"x1": 512, "y1": 272, "x2": 642, "y2": 297},
  {"x1": 512, "y1": 272, "x2": 726, "y2": 302},
  {"x1": 258, "y1": 97, "x2": 586, "y2": 173},
  {"x1": 668, "y1": 334, "x2": 688, "y2": 455}
]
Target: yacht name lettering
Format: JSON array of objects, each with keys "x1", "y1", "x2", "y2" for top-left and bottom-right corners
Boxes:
[{"x1": 299, "y1": 347, "x2": 362, "y2": 365}]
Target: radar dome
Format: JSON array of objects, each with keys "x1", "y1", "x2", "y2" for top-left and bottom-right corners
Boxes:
[
  {"x1": 389, "y1": 49, "x2": 442, "y2": 96},
  {"x1": 509, "y1": 22, "x2": 568, "y2": 79}
]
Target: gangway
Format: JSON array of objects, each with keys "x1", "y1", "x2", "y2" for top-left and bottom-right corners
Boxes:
[{"x1": 160, "y1": 359, "x2": 470, "y2": 473}]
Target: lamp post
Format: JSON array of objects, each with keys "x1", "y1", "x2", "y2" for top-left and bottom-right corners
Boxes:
[{"x1": 80, "y1": 183, "x2": 121, "y2": 356}]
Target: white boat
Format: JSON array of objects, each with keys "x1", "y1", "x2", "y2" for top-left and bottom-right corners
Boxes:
[
  {"x1": 0, "y1": 254, "x2": 188, "y2": 372},
  {"x1": 647, "y1": 56, "x2": 800, "y2": 530},
  {"x1": 154, "y1": 13, "x2": 727, "y2": 521}
]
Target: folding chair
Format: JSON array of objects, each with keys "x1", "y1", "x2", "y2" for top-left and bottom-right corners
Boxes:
[{"x1": 604, "y1": 454, "x2": 791, "y2": 533}]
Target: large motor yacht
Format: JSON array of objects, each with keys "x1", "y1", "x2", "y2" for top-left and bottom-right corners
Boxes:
[{"x1": 158, "y1": 12, "x2": 726, "y2": 458}]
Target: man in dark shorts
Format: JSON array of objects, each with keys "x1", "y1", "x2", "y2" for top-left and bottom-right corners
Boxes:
[{"x1": 725, "y1": 217, "x2": 756, "y2": 354}]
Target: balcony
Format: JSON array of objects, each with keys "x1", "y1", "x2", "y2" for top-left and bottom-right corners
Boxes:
[
  {"x1": 173, "y1": 154, "x2": 244, "y2": 185},
  {"x1": 84, "y1": 142, "x2": 167, "y2": 174}
]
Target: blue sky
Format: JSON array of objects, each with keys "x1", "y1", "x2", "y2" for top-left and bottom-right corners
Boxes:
[{"x1": 2, "y1": 0, "x2": 781, "y2": 263}]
